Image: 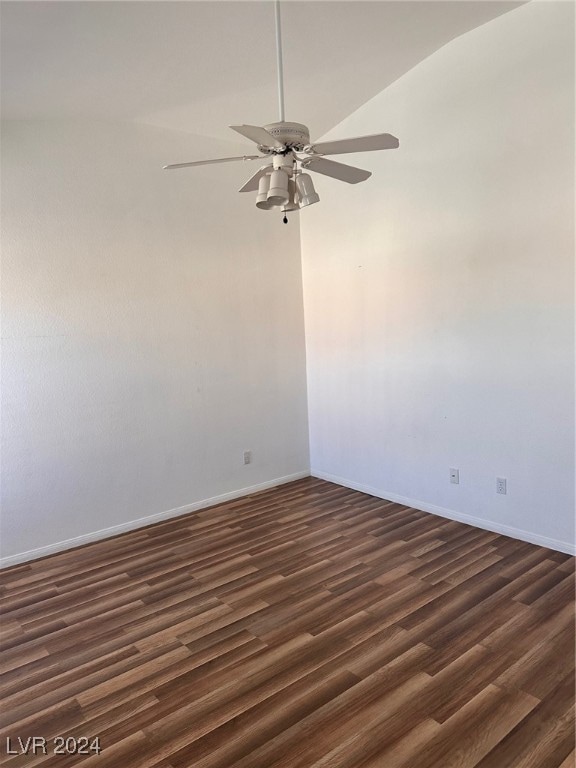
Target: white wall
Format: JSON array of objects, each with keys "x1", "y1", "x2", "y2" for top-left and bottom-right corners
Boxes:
[
  {"x1": 1, "y1": 119, "x2": 310, "y2": 564},
  {"x1": 2, "y1": 2, "x2": 574, "y2": 566},
  {"x1": 302, "y1": 1, "x2": 575, "y2": 553}
]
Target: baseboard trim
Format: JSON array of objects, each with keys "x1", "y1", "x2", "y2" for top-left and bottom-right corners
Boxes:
[
  {"x1": 311, "y1": 469, "x2": 576, "y2": 556},
  {"x1": 0, "y1": 471, "x2": 311, "y2": 569}
]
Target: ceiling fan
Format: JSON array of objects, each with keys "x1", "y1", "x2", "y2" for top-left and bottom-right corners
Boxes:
[{"x1": 163, "y1": 1, "x2": 399, "y2": 222}]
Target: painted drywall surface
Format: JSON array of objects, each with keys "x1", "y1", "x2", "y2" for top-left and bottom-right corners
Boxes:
[
  {"x1": 301, "y1": 2, "x2": 575, "y2": 550},
  {"x1": 1, "y1": 119, "x2": 310, "y2": 561}
]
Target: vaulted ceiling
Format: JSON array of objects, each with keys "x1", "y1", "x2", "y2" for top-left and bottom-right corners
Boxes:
[{"x1": 2, "y1": 0, "x2": 523, "y2": 145}]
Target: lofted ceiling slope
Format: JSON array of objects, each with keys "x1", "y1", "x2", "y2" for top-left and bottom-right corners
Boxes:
[{"x1": 1, "y1": 1, "x2": 524, "y2": 144}]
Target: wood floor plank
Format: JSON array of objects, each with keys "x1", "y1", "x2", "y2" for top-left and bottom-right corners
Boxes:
[
  {"x1": 167, "y1": 667, "x2": 360, "y2": 768},
  {"x1": 1, "y1": 477, "x2": 573, "y2": 768},
  {"x1": 559, "y1": 751, "x2": 576, "y2": 768},
  {"x1": 395, "y1": 683, "x2": 539, "y2": 768},
  {"x1": 354, "y1": 718, "x2": 442, "y2": 768},
  {"x1": 473, "y1": 673, "x2": 575, "y2": 768}
]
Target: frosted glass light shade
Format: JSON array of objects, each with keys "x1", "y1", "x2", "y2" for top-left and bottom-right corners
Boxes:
[
  {"x1": 295, "y1": 173, "x2": 319, "y2": 208},
  {"x1": 256, "y1": 174, "x2": 274, "y2": 210},
  {"x1": 267, "y1": 169, "x2": 290, "y2": 206},
  {"x1": 282, "y1": 179, "x2": 299, "y2": 212}
]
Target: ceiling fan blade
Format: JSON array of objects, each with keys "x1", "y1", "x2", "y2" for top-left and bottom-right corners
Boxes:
[
  {"x1": 163, "y1": 155, "x2": 262, "y2": 170},
  {"x1": 238, "y1": 163, "x2": 273, "y2": 193},
  {"x1": 229, "y1": 124, "x2": 284, "y2": 149},
  {"x1": 307, "y1": 133, "x2": 399, "y2": 156},
  {"x1": 301, "y1": 157, "x2": 371, "y2": 184}
]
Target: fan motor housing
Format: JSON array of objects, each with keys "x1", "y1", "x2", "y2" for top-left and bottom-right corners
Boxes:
[{"x1": 262, "y1": 122, "x2": 310, "y2": 151}]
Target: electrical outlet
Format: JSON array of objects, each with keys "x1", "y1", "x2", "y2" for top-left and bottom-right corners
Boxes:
[
  {"x1": 450, "y1": 468, "x2": 459, "y2": 484},
  {"x1": 243, "y1": 450, "x2": 252, "y2": 465},
  {"x1": 497, "y1": 477, "x2": 507, "y2": 495}
]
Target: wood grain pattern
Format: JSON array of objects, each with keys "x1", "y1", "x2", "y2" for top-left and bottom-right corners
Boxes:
[{"x1": 0, "y1": 477, "x2": 574, "y2": 767}]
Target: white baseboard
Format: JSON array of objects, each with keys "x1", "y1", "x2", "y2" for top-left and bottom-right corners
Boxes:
[
  {"x1": 4, "y1": 468, "x2": 573, "y2": 568},
  {"x1": 0, "y1": 471, "x2": 310, "y2": 569},
  {"x1": 312, "y1": 469, "x2": 576, "y2": 556}
]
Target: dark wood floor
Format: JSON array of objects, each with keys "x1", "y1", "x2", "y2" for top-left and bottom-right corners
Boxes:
[{"x1": 0, "y1": 477, "x2": 574, "y2": 768}]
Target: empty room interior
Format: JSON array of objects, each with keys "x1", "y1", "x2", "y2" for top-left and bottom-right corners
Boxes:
[{"x1": 1, "y1": 0, "x2": 575, "y2": 766}]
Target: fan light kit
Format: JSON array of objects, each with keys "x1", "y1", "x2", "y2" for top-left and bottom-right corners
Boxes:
[{"x1": 163, "y1": 1, "x2": 399, "y2": 223}]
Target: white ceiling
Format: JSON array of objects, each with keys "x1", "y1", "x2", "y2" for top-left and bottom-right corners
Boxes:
[{"x1": 1, "y1": 1, "x2": 523, "y2": 144}]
